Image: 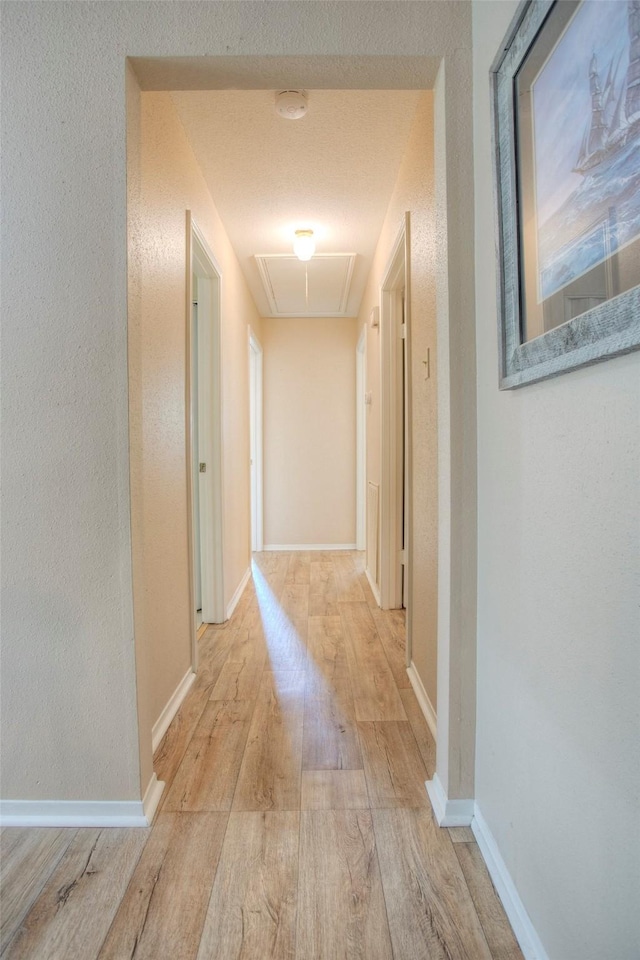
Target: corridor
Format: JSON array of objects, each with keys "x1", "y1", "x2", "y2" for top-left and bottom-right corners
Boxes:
[{"x1": 1, "y1": 552, "x2": 522, "y2": 959}]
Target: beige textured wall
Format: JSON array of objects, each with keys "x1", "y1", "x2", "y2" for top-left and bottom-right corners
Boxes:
[
  {"x1": 1, "y1": 0, "x2": 473, "y2": 806},
  {"x1": 127, "y1": 65, "x2": 154, "y2": 792},
  {"x1": 358, "y1": 93, "x2": 438, "y2": 709},
  {"x1": 129, "y1": 90, "x2": 259, "y2": 777},
  {"x1": 473, "y1": 3, "x2": 640, "y2": 957},
  {"x1": 262, "y1": 317, "x2": 359, "y2": 547}
]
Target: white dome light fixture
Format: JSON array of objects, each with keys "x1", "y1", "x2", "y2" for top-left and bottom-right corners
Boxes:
[
  {"x1": 275, "y1": 90, "x2": 308, "y2": 120},
  {"x1": 293, "y1": 229, "x2": 315, "y2": 261}
]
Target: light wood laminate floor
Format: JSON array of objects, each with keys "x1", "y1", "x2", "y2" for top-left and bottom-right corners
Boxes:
[{"x1": 1, "y1": 551, "x2": 523, "y2": 960}]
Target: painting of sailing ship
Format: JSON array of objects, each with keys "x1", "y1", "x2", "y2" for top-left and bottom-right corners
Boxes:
[{"x1": 532, "y1": 0, "x2": 640, "y2": 302}]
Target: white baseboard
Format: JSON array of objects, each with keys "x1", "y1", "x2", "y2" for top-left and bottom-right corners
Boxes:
[
  {"x1": 472, "y1": 805, "x2": 549, "y2": 960},
  {"x1": 226, "y1": 566, "x2": 251, "y2": 619},
  {"x1": 406, "y1": 661, "x2": 437, "y2": 741},
  {"x1": 0, "y1": 776, "x2": 166, "y2": 828},
  {"x1": 152, "y1": 667, "x2": 196, "y2": 753},
  {"x1": 0, "y1": 798, "x2": 149, "y2": 827},
  {"x1": 425, "y1": 773, "x2": 474, "y2": 827},
  {"x1": 365, "y1": 567, "x2": 381, "y2": 605},
  {"x1": 263, "y1": 543, "x2": 357, "y2": 551},
  {"x1": 142, "y1": 773, "x2": 165, "y2": 826}
]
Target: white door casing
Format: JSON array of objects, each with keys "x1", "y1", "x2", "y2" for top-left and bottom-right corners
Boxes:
[
  {"x1": 356, "y1": 328, "x2": 366, "y2": 552},
  {"x1": 186, "y1": 213, "x2": 226, "y2": 670},
  {"x1": 379, "y1": 214, "x2": 413, "y2": 662},
  {"x1": 249, "y1": 330, "x2": 264, "y2": 552}
]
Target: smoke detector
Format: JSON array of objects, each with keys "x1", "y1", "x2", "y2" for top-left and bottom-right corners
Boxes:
[{"x1": 275, "y1": 90, "x2": 308, "y2": 120}]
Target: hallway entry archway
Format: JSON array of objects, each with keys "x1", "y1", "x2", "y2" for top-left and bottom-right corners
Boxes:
[{"x1": 127, "y1": 52, "x2": 478, "y2": 824}]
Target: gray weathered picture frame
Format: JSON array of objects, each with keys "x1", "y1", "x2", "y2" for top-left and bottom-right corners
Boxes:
[{"x1": 491, "y1": 0, "x2": 640, "y2": 389}]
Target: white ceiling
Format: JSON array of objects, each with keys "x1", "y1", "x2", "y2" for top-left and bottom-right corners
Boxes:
[{"x1": 170, "y1": 89, "x2": 422, "y2": 317}]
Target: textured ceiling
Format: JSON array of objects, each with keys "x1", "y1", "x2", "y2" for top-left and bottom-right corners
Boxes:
[{"x1": 171, "y1": 89, "x2": 422, "y2": 316}]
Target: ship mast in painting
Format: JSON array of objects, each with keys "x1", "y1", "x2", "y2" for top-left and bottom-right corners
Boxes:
[
  {"x1": 574, "y1": 0, "x2": 640, "y2": 175},
  {"x1": 626, "y1": 0, "x2": 640, "y2": 121}
]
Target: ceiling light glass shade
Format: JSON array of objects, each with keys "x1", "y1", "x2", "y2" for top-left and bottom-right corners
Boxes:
[{"x1": 293, "y1": 230, "x2": 315, "y2": 261}]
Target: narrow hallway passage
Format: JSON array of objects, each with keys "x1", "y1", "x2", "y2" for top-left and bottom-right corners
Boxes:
[{"x1": 2, "y1": 552, "x2": 522, "y2": 959}]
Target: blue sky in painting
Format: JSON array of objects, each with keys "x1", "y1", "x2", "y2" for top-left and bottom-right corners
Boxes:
[{"x1": 532, "y1": 0, "x2": 629, "y2": 226}]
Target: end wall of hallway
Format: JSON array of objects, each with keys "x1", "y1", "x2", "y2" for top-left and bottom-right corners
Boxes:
[{"x1": 261, "y1": 316, "x2": 359, "y2": 549}]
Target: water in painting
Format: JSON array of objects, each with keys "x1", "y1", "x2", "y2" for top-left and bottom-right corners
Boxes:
[{"x1": 532, "y1": 0, "x2": 640, "y2": 301}]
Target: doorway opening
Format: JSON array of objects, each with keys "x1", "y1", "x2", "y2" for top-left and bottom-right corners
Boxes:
[
  {"x1": 379, "y1": 216, "x2": 412, "y2": 651},
  {"x1": 127, "y1": 58, "x2": 473, "y2": 804},
  {"x1": 249, "y1": 330, "x2": 264, "y2": 553},
  {"x1": 187, "y1": 214, "x2": 226, "y2": 669}
]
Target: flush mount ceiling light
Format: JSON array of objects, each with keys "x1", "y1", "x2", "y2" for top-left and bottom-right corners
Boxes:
[
  {"x1": 293, "y1": 229, "x2": 315, "y2": 261},
  {"x1": 275, "y1": 90, "x2": 308, "y2": 120}
]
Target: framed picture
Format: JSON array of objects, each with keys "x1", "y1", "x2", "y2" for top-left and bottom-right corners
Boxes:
[{"x1": 491, "y1": 0, "x2": 640, "y2": 388}]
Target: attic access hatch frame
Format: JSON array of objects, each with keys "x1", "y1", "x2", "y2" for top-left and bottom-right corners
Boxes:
[{"x1": 255, "y1": 252, "x2": 356, "y2": 317}]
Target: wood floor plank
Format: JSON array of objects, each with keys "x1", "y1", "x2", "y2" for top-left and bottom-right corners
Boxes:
[
  {"x1": 209, "y1": 620, "x2": 267, "y2": 701},
  {"x1": 254, "y1": 554, "x2": 290, "y2": 596},
  {"x1": 285, "y1": 552, "x2": 311, "y2": 584},
  {"x1": 372, "y1": 809, "x2": 493, "y2": 960},
  {"x1": 199, "y1": 594, "x2": 257, "y2": 661},
  {"x1": 253, "y1": 552, "x2": 288, "y2": 574},
  {"x1": 332, "y1": 553, "x2": 366, "y2": 603},
  {"x1": 197, "y1": 812, "x2": 299, "y2": 960},
  {"x1": 358, "y1": 721, "x2": 429, "y2": 808},
  {"x1": 448, "y1": 826, "x2": 475, "y2": 844},
  {"x1": 312, "y1": 550, "x2": 339, "y2": 562},
  {"x1": 4, "y1": 828, "x2": 148, "y2": 960},
  {"x1": 163, "y1": 700, "x2": 253, "y2": 812},
  {"x1": 301, "y1": 771, "x2": 369, "y2": 810},
  {"x1": 208, "y1": 654, "x2": 265, "y2": 701},
  {"x1": 357, "y1": 570, "x2": 380, "y2": 611},
  {"x1": 308, "y1": 561, "x2": 339, "y2": 617},
  {"x1": 305, "y1": 615, "x2": 352, "y2": 698},
  {"x1": 340, "y1": 602, "x2": 407, "y2": 721},
  {"x1": 154, "y1": 628, "x2": 235, "y2": 787},
  {"x1": 262, "y1": 618, "x2": 309, "y2": 672},
  {"x1": 371, "y1": 608, "x2": 411, "y2": 689},
  {"x1": 261, "y1": 667, "x2": 308, "y2": 702},
  {"x1": 0, "y1": 828, "x2": 76, "y2": 954},
  {"x1": 0, "y1": 553, "x2": 525, "y2": 960},
  {"x1": 0, "y1": 552, "x2": 524, "y2": 960},
  {"x1": 279, "y1": 582, "x2": 310, "y2": 621},
  {"x1": 399, "y1": 688, "x2": 437, "y2": 779},
  {"x1": 454, "y1": 842, "x2": 524, "y2": 960},
  {"x1": 232, "y1": 671, "x2": 303, "y2": 811},
  {"x1": 302, "y1": 695, "x2": 362, "y2": 771},
  {"x1": 98, "y1": 813, "x2": 227, "y2": 960},
  {"x1": 296, "y1": 810, "x2": 393, "y2": 960},
  {"x1": 202, "y1": 585, "x2": 256, "y2": 649},
  {"x1": 224, "y1": 578, "x2": 258, "y2": 626}
]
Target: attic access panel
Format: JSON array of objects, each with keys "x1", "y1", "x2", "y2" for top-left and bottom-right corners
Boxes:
[{"x1": 255, "y1": 253, "x2": 356, "y2": 317}]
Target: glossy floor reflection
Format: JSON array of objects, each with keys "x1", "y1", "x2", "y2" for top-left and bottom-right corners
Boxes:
[{"x1": 1, "y1": 552, "x2": 523, "y2": 960}]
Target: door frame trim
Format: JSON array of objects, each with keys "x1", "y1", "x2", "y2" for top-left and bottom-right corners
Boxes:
[
  {"x1": 249, "y1": 328, "x2": 264, "y2": 552},
  {"x1": 379, "y1": 214, "x2": 413, "y2": 660},
  {"x1": 356, "y1": 327, "x2": 366, "y2": 552},
  {"x1": 186, "y1": 212, "x2": 225, "y2": 672}
]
